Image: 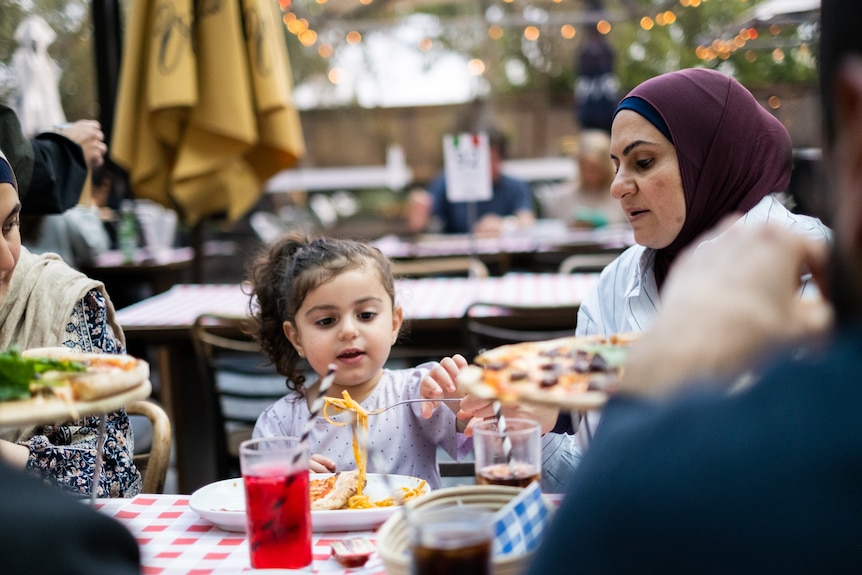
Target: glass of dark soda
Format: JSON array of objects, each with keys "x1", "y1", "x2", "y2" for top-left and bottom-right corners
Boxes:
[{"x1": 410, "y1": 506, "x2": 494, "y2": 575}]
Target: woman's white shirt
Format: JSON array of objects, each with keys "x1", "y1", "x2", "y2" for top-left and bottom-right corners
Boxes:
[
  {"x1": 550, "y1": 195, "x2": 833, "y2": 463},
  {"x1": 575, "y1": 195, "x2": 832, "y2": 338}
]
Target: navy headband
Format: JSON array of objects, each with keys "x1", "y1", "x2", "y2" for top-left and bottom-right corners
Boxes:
[
  {"x1": 615, "y1": 96, "x2": 673, "y2": 144},
  {"x1": 0, "y1": 157, "x2": 14, "y2": 189}
]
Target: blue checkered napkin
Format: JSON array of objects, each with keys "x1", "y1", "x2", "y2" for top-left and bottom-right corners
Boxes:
[{"x1": 492, "y1": 481, "x2": 550, "y2": 557}]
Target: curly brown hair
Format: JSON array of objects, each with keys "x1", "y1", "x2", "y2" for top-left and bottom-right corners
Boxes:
[{"x1": 246, "y1": 232, "x2": 398, "y2": 392}]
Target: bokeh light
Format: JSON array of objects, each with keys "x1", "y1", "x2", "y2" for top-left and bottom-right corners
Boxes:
[
  {"x1": 299, "y1": 30, "x2": 317, "y2": 46},
  {"x1": 467, "y1": 59, "x2": 486, "y2": 75},
  {"x1": 328, "y1": 68, "x2": 343, "y2": 84}
]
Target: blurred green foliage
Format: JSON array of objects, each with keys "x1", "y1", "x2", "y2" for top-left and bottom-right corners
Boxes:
[{"x1": 0, "y1": 0, "x2": 817, "y2": 119}]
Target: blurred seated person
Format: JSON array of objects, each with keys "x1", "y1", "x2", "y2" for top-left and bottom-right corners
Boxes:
[
  {"x1": 0, "y1": 104, "x2": 106, "y2": 215},
  {"x1": 406, "y1": 129, "x2": 535, "y2": 236},
  {"x1": 0, "y1": 149, "x2": 141, "y2": 498},
  {"x1": 1, "y1": 461, "x2": 141, "y2": 574},
  {"x1": 20, "y1": 208, "x2": 110, "y2": 269},
  {"x1": 535, "y1": 130, "x2": 625, "y2": 228},
  {"x1": 20, "y1": 169, "x2": 111, "y2": 269}
]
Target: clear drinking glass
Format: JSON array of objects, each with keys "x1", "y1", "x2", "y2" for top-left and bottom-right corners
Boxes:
[
  {"x1": 239, "y1": 436, "x2": 312, "y2": 569},
  {"x1": 473, "y1": 418, "x2": 541, "y2": 488}
]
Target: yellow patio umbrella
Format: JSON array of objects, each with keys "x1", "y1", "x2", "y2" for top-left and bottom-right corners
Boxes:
[{"x1": 111, "y1": 0, "x2": 304, "y2": 226}]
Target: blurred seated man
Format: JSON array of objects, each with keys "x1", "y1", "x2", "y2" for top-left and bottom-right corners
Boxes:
[{"x1": 406, "y1": 129, "x2": 535, "y2": 236}]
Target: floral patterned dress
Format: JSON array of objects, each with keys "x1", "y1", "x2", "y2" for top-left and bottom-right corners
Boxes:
[{"x1": 22, "y1": 289, "x2": 142, "y2": 498}]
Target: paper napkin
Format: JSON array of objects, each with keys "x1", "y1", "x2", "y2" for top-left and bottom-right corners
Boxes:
[{"x1": 492, "y1": 481, "x2": 551, "y2": 557}]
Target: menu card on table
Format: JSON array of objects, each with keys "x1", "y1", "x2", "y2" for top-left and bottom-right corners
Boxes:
[{"x1": 442, "y1": 132, "x2": 492, "y2": 203}]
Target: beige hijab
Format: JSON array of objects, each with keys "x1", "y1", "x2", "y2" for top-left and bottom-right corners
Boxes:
[{"x1": 0, "y1": 246, "x2": 125, "y2": 350}]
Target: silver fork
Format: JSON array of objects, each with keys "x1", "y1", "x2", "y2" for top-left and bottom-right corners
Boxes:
[{"x1": 366, "y1": 397, "x2": 462, "y2": 415}]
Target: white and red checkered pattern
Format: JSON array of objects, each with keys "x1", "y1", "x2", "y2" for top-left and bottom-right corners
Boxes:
[
  {"x1": 96, "y1": 494, "x2": 386, "y2": 575},
  {"x1": 115, "y1": 273, "x2": 599, "y2": 329},
  {"x1": 372, "y1": 225, "x2": 633, "y2": 259}
]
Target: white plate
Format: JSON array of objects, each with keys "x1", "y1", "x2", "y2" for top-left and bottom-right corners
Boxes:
[{"x1": 189, "y1": 474, "x2": 428, "y2": 533}]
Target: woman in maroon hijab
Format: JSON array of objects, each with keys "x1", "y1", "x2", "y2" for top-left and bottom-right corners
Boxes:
[
  {"x1": 574, "y1": 68, "x2": 831, "y2": 338},
  {"x1": 458, "y1": 69, "x2": 833, "y2": 493}
]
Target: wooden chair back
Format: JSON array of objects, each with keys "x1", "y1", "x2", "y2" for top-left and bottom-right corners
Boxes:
[
  {"x1": 127, "y1": 400, "x2": 172, "y2": 494},
  {"x1": 461, "y1": 302, "x2": 579, "y2": 362},
  {"x1": 558, "y1": 253, "x2": 618, "y2": 274},
  {"x1": 391, "y1": 257, "x2": 489, "y2": 279},
  {"x1": 191, "y1": 313, "x2": 286, "y2": 478}
]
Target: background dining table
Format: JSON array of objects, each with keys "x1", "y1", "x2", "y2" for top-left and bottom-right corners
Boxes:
[
  {"x1": 372, "y1": 221, "x2": 633, "y2": 273},
  {"x1": 116, "y1": 273, "x2": 599, "y2": 493}
]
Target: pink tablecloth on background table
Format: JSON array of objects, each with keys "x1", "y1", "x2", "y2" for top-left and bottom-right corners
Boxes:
[
  {"x1": 96, "y1": 494, "x2": 385, "y2": 575},
  {"x1": 114, "y1": 273, "x2": 599, "y2": 329}
]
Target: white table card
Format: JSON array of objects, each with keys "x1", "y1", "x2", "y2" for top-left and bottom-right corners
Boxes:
[{"x1": 443, "y1": 132, "x2": 492, "y2": 203}]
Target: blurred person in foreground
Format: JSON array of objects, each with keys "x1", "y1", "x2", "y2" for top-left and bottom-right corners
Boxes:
[
  {"x1": 524, "y1": 0, "x2": 862, "y2": 571},
  {"x1": 406, "y1": 129, "x2": 535, "y2": 236},
  {"x1": 0, "y1": 460, "x2": 140, "y2": 575}
]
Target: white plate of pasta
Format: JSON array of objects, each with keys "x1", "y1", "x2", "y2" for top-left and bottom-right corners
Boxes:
[{"x1": 190, "y1": 473, "x2": 428, "y2": 533}]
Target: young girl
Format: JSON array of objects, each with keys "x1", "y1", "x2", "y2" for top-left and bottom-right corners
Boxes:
[{"x1": 248, "y1": 233, "x2": 471, "y2": 489}]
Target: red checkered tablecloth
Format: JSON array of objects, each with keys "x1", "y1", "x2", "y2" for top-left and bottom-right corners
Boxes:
[
  {"x1": 115, "y1": 273, "x2": 599, "y2": 329},
  {"x1": 95, "y1": 495, "x2": 386, "y2": 574}
]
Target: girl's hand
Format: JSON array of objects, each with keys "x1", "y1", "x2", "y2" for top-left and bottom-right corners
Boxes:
[
  {"x1": 310, "y1": 453, "x2": 336, "y2": 473},
  {"x1": 419, "y1": 354, "x2": 468, "y2": 418}
]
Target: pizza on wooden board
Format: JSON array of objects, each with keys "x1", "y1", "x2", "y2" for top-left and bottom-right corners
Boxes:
[
  {"x1": 0, "y1": 347, "x2": 150, "y2": 404},
  {"x1": 458, "y1": 333, "x2": 638, "y2": 410}
]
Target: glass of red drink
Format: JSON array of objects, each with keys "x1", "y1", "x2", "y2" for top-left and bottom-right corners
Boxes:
[
  {"x1": 411, "y1": 506, "x2": 494, "y2": 575},
  {"x1": 473, "y1": 418, "x2": 541, "y2": 488},
  {"x1": 239, "y1": 436, "x2": 312, "y2": 570}
]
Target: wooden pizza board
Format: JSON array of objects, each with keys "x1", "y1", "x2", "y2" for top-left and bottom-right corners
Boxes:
[{"x1": 0, "y1": 379, "x2": 152, "y2": 429}]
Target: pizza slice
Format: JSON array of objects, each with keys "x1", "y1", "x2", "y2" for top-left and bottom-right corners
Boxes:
[
  {"x1": 0, "y1": 347, "x2": 150, "y2": 403},
  {"x1": 459, "y1": 333, "x2": 637, "y2": 410}
]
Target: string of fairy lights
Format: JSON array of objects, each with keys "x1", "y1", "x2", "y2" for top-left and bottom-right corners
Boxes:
[{"x1": 275, "y1": 0, "x2": 808, "y2": 83}]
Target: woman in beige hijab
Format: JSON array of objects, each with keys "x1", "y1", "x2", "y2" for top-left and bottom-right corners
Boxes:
[{"x1": 0, "y1": 149, "x2": 140, "y2": 497}]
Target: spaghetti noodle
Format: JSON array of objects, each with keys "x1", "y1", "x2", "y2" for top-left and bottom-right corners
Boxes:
[
  {"x1": 323, "y1": 391, "x2": 427, "y2": 509},
  {"x1": 323, "y1": 391, "x2": 369, "y2": 499}
]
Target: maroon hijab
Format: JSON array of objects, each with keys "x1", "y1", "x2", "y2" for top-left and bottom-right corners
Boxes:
[{"x1": 619, "y1": 68, "x2": 792, "y2": 288}]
